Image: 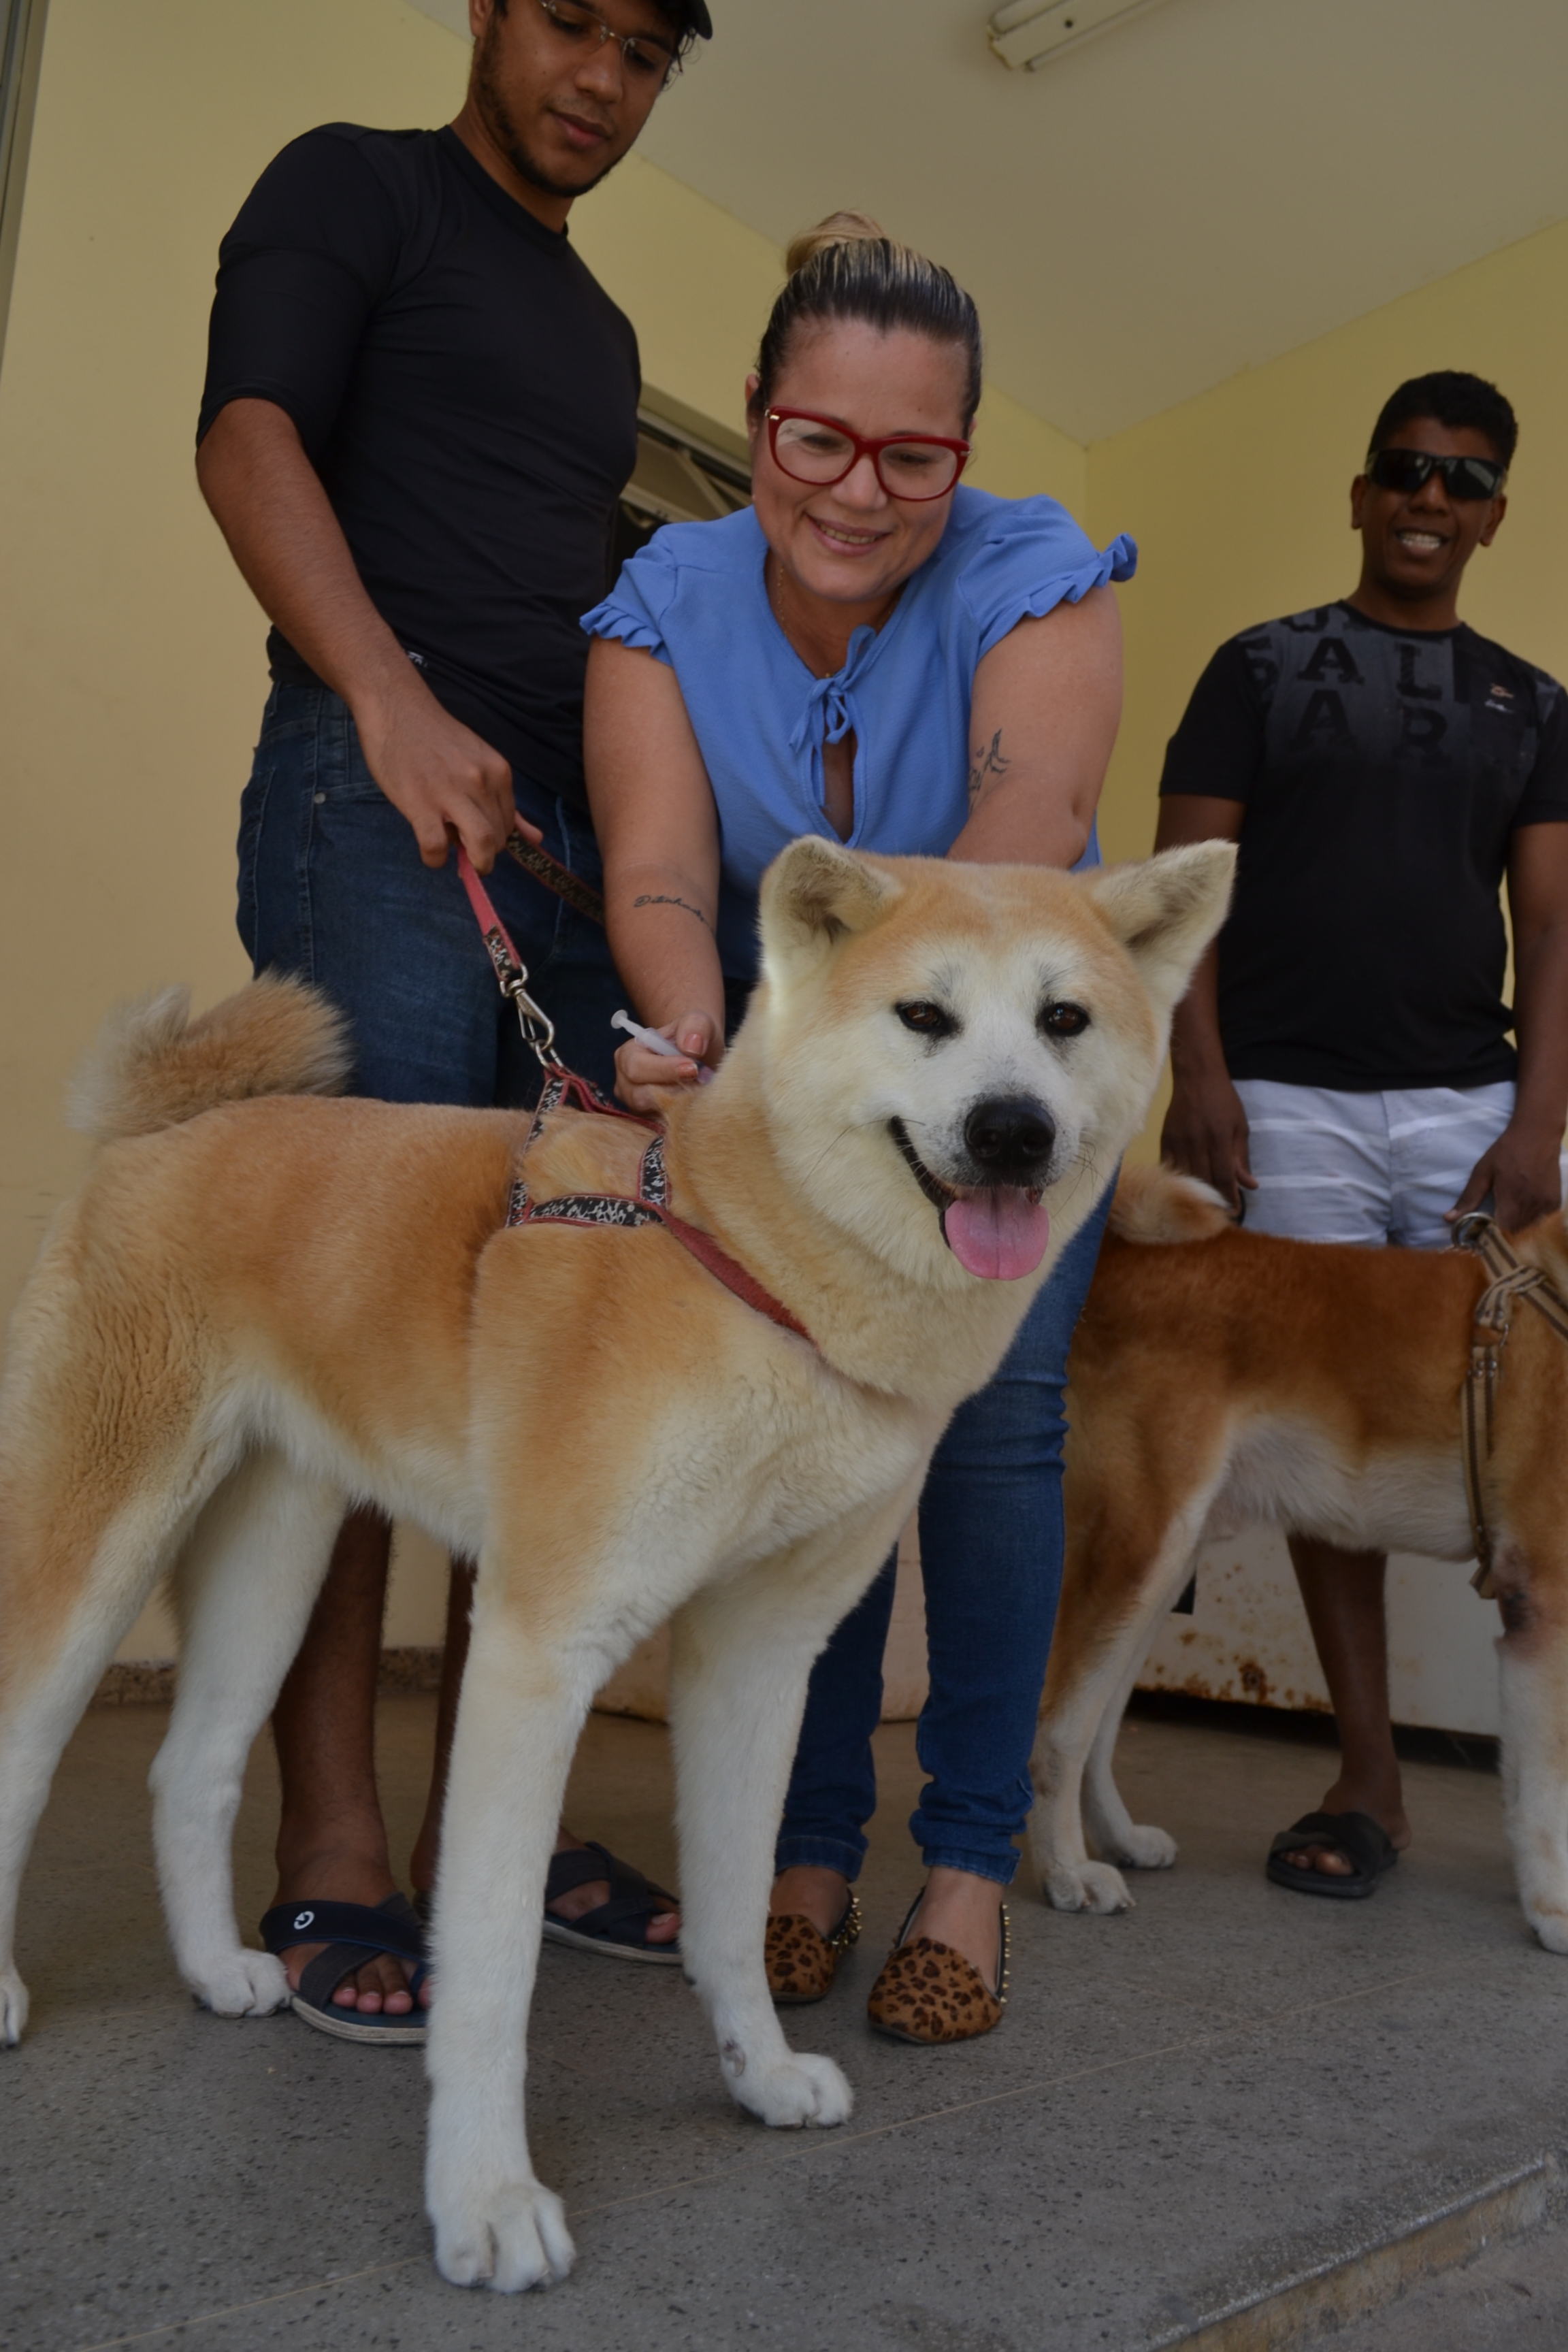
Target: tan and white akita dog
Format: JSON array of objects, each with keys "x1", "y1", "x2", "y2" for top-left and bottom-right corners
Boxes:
[
  {"x1": 0, "y1": 836, "x2": 1231, "y2": 2292},
  {"x1": 1030, "y1": 1164, "x2": 1568, "y2": 1951}
]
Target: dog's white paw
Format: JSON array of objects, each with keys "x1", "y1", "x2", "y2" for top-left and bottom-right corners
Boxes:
[
  {"x1": 1525, "y1": 1902, "x2": 1568, "y2": 1956},
  {"x1": 191, "y1": 1949, "x2": 290, "y2": 2018},
  {"x1": 1043, "y1": 1859, "x2": 1134, "y2": 1914},
  {"x1": 728, "y1": 2048, "x2": 853, "y2": 2129},
  {"x1": 1102, "y1": 1823, "x2": 1178, "y2": 1872},
  {"x1": 1, "y1": 1965, "x2": 29, "y2": 2046},
  {"x1": 431, "y1": 2176, "x2": 575, "y2": 2292}
]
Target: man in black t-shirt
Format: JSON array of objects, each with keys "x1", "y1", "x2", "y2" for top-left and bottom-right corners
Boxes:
[
  {"x1": 196, "y1": 0, "x2": 711, "y2": 2035},
  {"x1": 1155, "y1": 371, "x2": 1568, "y2": 1899}
]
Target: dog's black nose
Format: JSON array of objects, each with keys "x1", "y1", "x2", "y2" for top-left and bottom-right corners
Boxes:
[{"x1": 963, "y1": 1096, "x2": 1056, "y2": 1181}]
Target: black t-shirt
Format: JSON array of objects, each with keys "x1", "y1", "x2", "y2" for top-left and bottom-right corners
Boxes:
[
  {"x1": 1159, "y1": 601, "x2": 1568, "y2": 1090},
  {"x1": 198, "y1": 124, "x2": 640, "y2": 802}
]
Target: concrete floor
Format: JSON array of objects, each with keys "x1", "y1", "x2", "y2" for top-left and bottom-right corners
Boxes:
[{"x1": 7, "y1": 1696, "x2": 1568, "y2": 2352}]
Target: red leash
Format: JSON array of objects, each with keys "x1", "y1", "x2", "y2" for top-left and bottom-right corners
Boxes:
[
  {"x1": 457, "y1": 847, "x2": 813, "y2": 1348},
  {"x1": 457, "y1": 840, "x2": 569, "y2": 1069}
]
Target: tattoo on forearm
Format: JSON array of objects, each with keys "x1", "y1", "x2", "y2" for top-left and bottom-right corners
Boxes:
[
  {"x1": 967, "y1": 728, "x2": 1012, "y2": 808},
  {"x1": 632, "y1": 893, "x2": 710, "y2": 930}
]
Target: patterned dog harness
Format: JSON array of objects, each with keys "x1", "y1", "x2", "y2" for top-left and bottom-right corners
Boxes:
[
  {"x1": 508, "y1": 1071, "x2": 814, "y2": 1345},
  {"x1": 1453, "y1": 1211, "x2": 1568, "y2": 1597},
  {"x1": 455, "y1": 848, "x2": 814, "y2": 1350}
]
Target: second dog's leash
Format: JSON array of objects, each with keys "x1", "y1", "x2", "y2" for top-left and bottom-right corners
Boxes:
[
  {"x1": 1452, "y1": 1211, "x2": 1568, "y2": 1595},
  {"x1": 500, "y1": 826, "x2": 606, "y2": 930}
]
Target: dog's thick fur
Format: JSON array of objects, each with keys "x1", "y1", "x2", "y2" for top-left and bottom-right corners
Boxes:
[
  {"x1": 0, "y1": 838, "x2": 1230, "y2": 2291},
  {"x1": 1031, "y1": 1164, "x2": 1568, "y2": 1948}
]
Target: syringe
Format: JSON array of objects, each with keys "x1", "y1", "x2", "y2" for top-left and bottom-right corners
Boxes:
[{"x1": 610, "y1": 1009, "x2": 715, "y2": 1083}]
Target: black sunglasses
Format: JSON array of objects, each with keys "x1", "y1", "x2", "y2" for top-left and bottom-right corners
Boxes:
[{"x1": 1365, "y1": 448, "x2": 1507, "y2": 502}]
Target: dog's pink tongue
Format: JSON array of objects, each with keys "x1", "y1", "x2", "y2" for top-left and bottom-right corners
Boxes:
[{"x1": 943, "y1": 1190, "x2": 1051, "y2": 1280}]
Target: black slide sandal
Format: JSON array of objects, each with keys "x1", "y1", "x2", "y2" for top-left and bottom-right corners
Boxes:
[
  {"x1": 259, "y1": 1892, "x2": 430, "y2": 2043},
  {"x1": 540, "y1": 1840, "x2": 682, "y2": 1964},
  {"x1": 1266, "y1": 1810, "x2": 1399, "y2": 1901}
]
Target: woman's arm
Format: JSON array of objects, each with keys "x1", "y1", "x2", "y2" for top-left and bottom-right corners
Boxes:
[
  {"x1": 948, "y1": 585, "x2": 1123, "y2": 869},
  {"x1": 583, "y1": 635, "x2": 728, "y2": 1114}
]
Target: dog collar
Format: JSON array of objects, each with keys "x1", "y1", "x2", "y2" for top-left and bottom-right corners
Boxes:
[{"x1": 509, "y1": 1071, "x2": 815, "y2": 1349}]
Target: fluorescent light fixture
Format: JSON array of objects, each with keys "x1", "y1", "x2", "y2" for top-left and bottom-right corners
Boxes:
[{"x1": 988, "y1": 0, "x2": 1170, "y2": 71}]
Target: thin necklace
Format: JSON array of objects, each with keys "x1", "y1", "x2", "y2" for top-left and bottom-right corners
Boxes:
[{"x1": 766, "y1": 551, "x2": 897, "y2": 679}]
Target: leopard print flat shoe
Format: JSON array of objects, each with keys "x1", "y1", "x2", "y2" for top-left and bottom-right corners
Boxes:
[
  {"x1": 765, "y1": 1893, "x2": 863, "y2": 2005},
  {"x1": 866, "y1": 1895, "x2": 1010, "y2": 2045}
]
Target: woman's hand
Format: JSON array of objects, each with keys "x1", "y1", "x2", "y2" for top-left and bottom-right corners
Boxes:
[{"x1": 614, "y1": 1010, "x2": 724, "y2": 1117}]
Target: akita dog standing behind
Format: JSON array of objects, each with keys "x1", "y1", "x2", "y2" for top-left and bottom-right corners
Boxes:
[
  {"x1": 1030, "y1": 1164, "x2": 1568, "y2": 1950},
  {"x1": 0, "y1": 836, "x2": 1231, "y2": 2291}
]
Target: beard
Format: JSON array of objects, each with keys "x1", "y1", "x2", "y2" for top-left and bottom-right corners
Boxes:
[{"x1": 471, "y1": 17, "x2": 623, "y2": 200}]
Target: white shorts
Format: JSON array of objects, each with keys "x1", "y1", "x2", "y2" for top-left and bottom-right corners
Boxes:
[{"x1": 1234, "y1": 1079, "x2": 1518, "y2": 1248}]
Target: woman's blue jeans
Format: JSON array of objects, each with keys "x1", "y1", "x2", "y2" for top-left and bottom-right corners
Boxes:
[{"x1": 777, "y1": 1182, "x2": 1115, "y2": 1889}]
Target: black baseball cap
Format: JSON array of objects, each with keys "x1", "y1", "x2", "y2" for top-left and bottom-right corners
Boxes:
[{"x1": 667, "y1": 0, "x2": 712, "y2": 37}]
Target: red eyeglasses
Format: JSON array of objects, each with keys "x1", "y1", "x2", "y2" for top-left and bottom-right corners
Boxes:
[{"x1": 766, "y1": 408, "x2": 970, "y2": 502}]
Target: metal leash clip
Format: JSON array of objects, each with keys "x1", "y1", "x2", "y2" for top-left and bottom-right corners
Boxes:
[
  {"x1": 500, "y1": 964, "x2": 563, "y2": 1073},
  {"x1": 460, "y1": 850, "x2": 567, "y2": 1075}
]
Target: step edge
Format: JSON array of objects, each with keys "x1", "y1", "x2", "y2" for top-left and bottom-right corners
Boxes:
[{"x1": 1154, "y1": 2153, "x2": 1556, "y2": 2351}]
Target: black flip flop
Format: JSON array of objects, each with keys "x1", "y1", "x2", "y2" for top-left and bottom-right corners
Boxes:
[
  {"x1": 540, "y1": 1840, "x2": 682, "y2": 1965},
  {"x1": 259, "y1": 1892, "x2": 430, "y2": 2043},
  {"x1": 1266, "y1": 1810, "x2": 1400, "y2": 1901}
]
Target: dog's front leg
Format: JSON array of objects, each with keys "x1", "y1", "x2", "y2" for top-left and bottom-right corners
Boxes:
[
  {"x1": 1031, "y1": 1512, "x2": 1210, "y2": 1912},
  {"x1": 1030, "y1": 1659, "x2": 1138, "y2": 1916},
  {"x1": 668, "y1": 1544, "x2": 890, "y2": 2133},
  {"x1": 1496, "y1": 1572, "x2": 1568, "y2": 1953},
  {"x1": 423, "y1": 1610, "x2": 589, "y2": 2293}
]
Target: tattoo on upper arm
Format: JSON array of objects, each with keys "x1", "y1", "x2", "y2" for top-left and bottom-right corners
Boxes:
[
  {"x1": 632, "y1": 893, "x2": 710, "y2": 930},
  {"x1": 967, "y1": 728, "x2": 1012, "y2": 808}
]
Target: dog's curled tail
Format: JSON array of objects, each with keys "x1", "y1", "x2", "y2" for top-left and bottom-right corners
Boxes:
[
  {"x1": 66, "y1": 975, "x2": 352, "y2": 1143},
  {"x1": 1109, "y1": 1163, "x2": 1236, "y2": 1245}
]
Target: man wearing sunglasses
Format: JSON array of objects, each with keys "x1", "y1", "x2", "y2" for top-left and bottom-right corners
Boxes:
[
  {"x1": 1154, "y1": 370, "x2": 1568, "y2": 1901},
  {"x1": 193, "y1": 0, "x2": 711, "y2": 2038}
]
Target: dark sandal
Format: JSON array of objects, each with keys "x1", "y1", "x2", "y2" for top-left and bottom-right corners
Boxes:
[
  {"x1": 867, "y1": 1893, "x2": 1009, "y2": 2046},
  {"x1": 766, "y1": 1894, "x2": 863, "y2": 2005},
  {"x1": 540, "y1": 1840, "x2": 682, "y2": 1965},
  {"x1": 1266, "y1": 1810, "x2": 1399, "y2": 1901},
  {"x1": 259, "y1": 1893, "x2": 429, "y2": 2044}
]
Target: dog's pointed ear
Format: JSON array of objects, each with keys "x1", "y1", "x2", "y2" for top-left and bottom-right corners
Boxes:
[
  {"x1": 760, "y1": 838, "x2": 903, "y2": 971},
  {"x1": 1083, "y1": 842, "x2": 1236, "y2": 1015}
]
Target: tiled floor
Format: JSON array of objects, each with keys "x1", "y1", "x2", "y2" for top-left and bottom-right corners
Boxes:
[{"x1": 5, "y1": 1695, "x2": 1568, "y2": 2351}]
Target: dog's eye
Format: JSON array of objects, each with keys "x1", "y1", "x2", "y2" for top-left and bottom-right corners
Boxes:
[
  {"x1": 896, "y1": 1000, "x2": 956, "y2": 1038},
  {"x1": 1040, "y1": 1000, "x2": 1090, "y2": 1039}
]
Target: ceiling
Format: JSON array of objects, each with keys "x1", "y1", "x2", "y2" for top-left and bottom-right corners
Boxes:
[{"x1": 410, "y1": 0, "x2": 1568, "y2": 445}]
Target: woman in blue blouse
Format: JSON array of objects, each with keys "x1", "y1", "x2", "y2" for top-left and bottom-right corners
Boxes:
[{"x1": 583, "y1": 214, "x2": 1134, "y2": 2044}]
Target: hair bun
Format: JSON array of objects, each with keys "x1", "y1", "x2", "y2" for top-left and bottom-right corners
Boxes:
[
  {"x1": 756, "y1": 212, "x2": 982, "y2": 433},
  {"x1": 784, "y1": 211, "x2": 888, "y2": 280}
]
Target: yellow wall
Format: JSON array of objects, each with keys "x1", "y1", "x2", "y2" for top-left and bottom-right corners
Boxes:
[{"x1": 1087, "y1": 218, "x2": 1568, "y2": 1154}]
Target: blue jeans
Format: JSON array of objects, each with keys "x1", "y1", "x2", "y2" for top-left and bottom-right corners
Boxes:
[
  {"x1": 238, "y1": 685, "x2": 623, "y2": 1103},
  {"x1": 777, "y1": 1181, "x2": 1115, "y2": 1889}
]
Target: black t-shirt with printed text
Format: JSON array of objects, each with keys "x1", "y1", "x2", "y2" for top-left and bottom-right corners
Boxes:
[
  {"x1": 198, "y1": 124, "x2": 640, "y2": 804},
  {"x1": 1159, "y1": 600, "x2": 1568, "y2": 1090}
]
